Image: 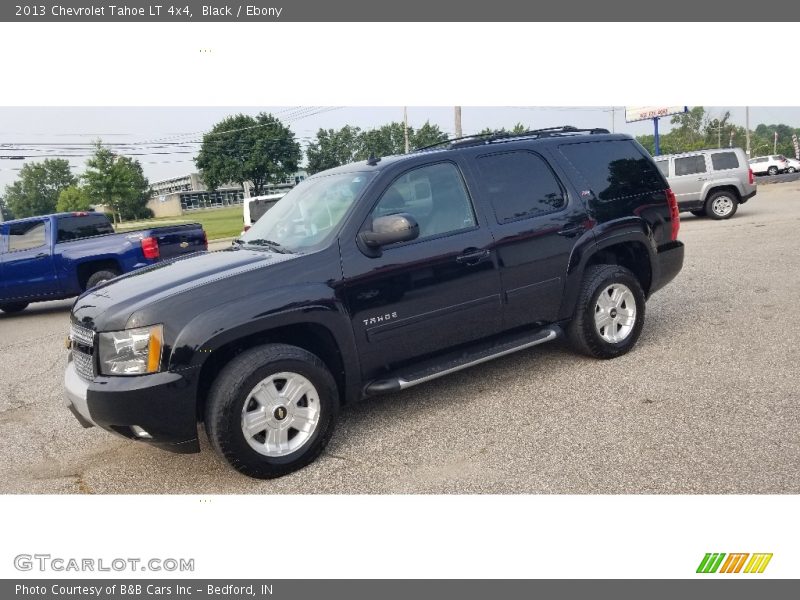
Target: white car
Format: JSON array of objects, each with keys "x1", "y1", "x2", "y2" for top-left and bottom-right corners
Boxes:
[
  {"x1": 749, "y1": 155, "x2": 788, "y2": 176},
  {"x1": 784, "y1": 157, "x2": 800, "y2": 173}
]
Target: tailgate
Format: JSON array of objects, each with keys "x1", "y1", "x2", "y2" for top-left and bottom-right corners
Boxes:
[{"x1": 148, "y1": 224, "x2": 206, "y2": 260}]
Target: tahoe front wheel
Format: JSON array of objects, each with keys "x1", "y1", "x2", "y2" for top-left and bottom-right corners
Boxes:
[
  {"x1": 567, "y1": 265, "x2": 646, "y2": 359},
  {"x1": 205, "y1": 343, "x2": 339, "y2": 479}
]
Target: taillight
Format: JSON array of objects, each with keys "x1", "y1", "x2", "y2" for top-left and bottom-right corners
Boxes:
[
  {"x1": 748, "y1": 169, "x2": 754, "y2": 185},
  {"x1": 202, "y1": 230, "x2": 208, "y2": 250},
  {"x1": 666, "y1": 188, "x2": 680, "y2": 241},
  {"x1": 243, "y1": 225, "x2": 251, "y2": 232},
  {"x1": 141, "y1": 236, "x2": 160, "y2": 260}
]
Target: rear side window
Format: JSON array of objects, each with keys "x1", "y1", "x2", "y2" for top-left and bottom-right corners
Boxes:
[
  {"x1": 711, "y1": 152, "x2": 739, "y2": 171},
  {"x1": 674, "y1": 155, "x2": 707, "y2": 176},
  {"x1": 8, "y1": 220, "x2": 46, "y2": 251},
  {"x1": 559, "y1": 140, "x2": 665, "y2": 202},
  {"x1": 475, "y1": 151, "x2": 565, "y2": 223},
  {"x1": 655, "y1": 160, "x2": 670, "y2": 177},
  {"x1": 56, "y1": 214, "x2": 114, "y2": 242}
]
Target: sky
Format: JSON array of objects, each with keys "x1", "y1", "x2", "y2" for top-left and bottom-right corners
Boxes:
[{"x1": 2, "y1": 106, "x2": 800, "y2": 190}]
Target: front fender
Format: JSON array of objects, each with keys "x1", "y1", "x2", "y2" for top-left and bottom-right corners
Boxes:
[{"x1": 168, "y1": 284, "x2": 361, "y2": 401}]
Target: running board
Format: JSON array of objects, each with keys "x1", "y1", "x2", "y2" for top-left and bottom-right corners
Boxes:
[{"x1": 364, "y1": 326, "x2": 561, "y2": 396}]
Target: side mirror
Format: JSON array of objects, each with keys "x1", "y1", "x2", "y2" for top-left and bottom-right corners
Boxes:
[{"x1": 359, "y1": 213, "x2": 419, "y2": 248}]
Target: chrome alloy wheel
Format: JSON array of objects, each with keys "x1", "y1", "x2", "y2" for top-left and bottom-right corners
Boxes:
[
  {"x1": 594, "y1": 283, "x2": 637, "y2": 344},
  {"x1": 711, "y1": 195, "x2": 734, "y2": 217},
  {"x1": 240, "y1": 372, "x2": 321, "y2": 457}
]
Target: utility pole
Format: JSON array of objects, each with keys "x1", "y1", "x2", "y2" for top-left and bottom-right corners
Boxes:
[
  {"x1": 403, "y1": 106, "x2": 409, "y2": 154},
  {"x1": 454, "y1": 106, "x2": 462, "y2": 138},
  {"x1": 773, "y1": 130, "x2": 778, "y2": 155},
  {"x1": 610, "y1": 107, "x2": 615, "y2": 132},
  {"x1": 745, "y1": 106, "x2": 751, "y2": 156}
]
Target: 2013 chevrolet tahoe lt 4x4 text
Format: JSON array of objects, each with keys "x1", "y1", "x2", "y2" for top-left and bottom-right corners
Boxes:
[{"x1": 64, "y1": 127, "x2": 684, "y2": 479}]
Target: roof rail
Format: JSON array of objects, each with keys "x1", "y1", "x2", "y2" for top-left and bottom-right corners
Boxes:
[{"x1": 414, "y1": 126, "x2": 611, "y2": 153}]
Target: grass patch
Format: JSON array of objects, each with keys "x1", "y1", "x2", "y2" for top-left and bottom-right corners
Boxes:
[{"x1": 115, "y1": 206, "x2": 243, "y2": 240}]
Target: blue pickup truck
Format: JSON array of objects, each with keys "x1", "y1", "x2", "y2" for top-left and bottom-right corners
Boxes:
[{"x1": 0, "y1": 211, "x2": 206, "y2": 314}]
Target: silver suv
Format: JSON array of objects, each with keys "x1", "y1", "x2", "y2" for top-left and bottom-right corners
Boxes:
[{"x1": 654, "y1": 147, "x2": 756, "y2": 219}]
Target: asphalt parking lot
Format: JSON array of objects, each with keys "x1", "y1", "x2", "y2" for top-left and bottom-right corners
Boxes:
[{"x1": 1, "y1": 183, "x2": 798, "y2": 494}]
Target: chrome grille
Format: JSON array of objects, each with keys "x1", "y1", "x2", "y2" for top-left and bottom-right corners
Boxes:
[
  {"x1": 70, "y1": 322, "x2": 95, "y2": 347},
  {"x1": 72, "y1": 348, "x2": 96, "y2": 381},
  {"x1": 70, "y1": 322, "x2": 96, "y2": 380}
]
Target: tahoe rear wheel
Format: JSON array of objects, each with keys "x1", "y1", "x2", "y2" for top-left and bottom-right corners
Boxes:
[
  {"x1": 705, "y1": 191, "x2": 738, "y2": 220},
  {"x1": 0, "y1": 302, "x2": 29, "y2": 314},
  {"x1": 567, "y1": 265, "x2": 646, "y2": 359},
  {"x1": 205, "y1": 343, "x2": 339, "y2": 479}
]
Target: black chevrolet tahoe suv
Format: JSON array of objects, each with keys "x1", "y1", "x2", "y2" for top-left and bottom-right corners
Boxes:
[{"x1": 65, "y1": 127, "x2": 684, "y2": 479}]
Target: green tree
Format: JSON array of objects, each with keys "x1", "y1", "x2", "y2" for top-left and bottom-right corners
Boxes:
[
  {"x1": 56, "y1": 185, "x2": 93, "y2": 212},
  {"x1": 478, "y1": 122, "x2": 530, "y2": 136},
  {"x1": 410, "y1": 121, "x2": 449, "y2": 149},
  {"x1": 306, "y1": 125, "x2": 363, "y2": 174},
  {"x1": 358, "y1": 122, "x2": 409, "y2": 159},
  {"x1": 0, "y1": 195, "x2": 12, "y2": 220},
  {"x1": 82, "y1": 143, "x2": 152, "y2": 223},
  {"x1": 2, "y1": 159, "x2": 76, "y2": 218},
  {"x1": 195, "y1": 113, "x2": 301, "y2": 196}
]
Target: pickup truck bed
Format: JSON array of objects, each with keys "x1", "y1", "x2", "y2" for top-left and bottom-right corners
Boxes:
[{"x1": 0, "y1": 212, "x2": 206, "y2": 312}]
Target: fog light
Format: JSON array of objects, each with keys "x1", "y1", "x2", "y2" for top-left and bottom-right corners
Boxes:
[{"x1": 131, "y1": 425, "x2": 152, "y2": 439}]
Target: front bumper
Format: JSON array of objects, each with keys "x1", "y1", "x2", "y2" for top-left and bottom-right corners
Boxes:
[
  {"x1": 649, "y1": 240, "x2": 684, "y2": 296},
  {"x1": 64, "y1": 356, "x2": 200, "y2": 454}
]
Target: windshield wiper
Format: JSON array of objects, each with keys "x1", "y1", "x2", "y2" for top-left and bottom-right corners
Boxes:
[{"x1": 243, "y1": 238, "x2": 292, "y2": 254}]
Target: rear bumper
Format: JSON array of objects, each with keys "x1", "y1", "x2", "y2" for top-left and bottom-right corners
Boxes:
[
  {"x1": 741, "y1": 189, "x2": 757, "y2": 203},
  {"x1": 64, "y1": 357, "x2": 200, "y2": 454},
  {"x1": 649, "y1": 240, "x2": 684, "y2": 296}
]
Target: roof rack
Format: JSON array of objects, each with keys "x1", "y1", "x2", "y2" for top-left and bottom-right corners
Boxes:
[{"x1": 414, "y1": 126, "x2": 611, "y2": 153}]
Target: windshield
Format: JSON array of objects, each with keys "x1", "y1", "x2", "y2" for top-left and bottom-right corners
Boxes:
[{"x1": 241, "y1": 171, "x2": 374, "y2": 252}]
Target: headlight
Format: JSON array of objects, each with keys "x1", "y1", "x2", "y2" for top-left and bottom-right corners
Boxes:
[{"x1": 98, "y1": 324, "x2": 163, "y2": 375}]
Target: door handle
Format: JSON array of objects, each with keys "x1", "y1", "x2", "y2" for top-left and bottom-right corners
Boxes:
[
  {"x1": 35, "y1": 252, "x2": 48, "y2": 259},
  {"x1": 557, "y1": 224, "x2": 584, "y2": 237},
  {"x1": 456, "y1": 248, "x2": 491, "y2": 265}
]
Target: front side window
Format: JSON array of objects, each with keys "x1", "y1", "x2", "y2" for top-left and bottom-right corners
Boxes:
[
  {"x1": 475, "y1": 151, "x2": 565, "y2": 223},
  {"x1": 675, "y1": 155, "x2": 707, "y2": 176},
  {"x1": 8, "y1": 220, "x2": 46, "y2": 252},
  {"x1": 370, "y1": 162, "x2": 476, "y2": 240},
  {"x1": 242, "y1": 171, "x2": 374, "y2": 252}
]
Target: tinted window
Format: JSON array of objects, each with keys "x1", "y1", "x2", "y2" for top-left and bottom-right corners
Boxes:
[
  {"x1": 675, "y1": 155, "x2": 707, "y2": 176},
  {"x1": 475, "y1": 151, "x2": 565, "y2": 223},
  {"x1": 56, "y1": 214, "x2": 114, "y2": 242},
  {"x1": 655, "y1": 160, "x2": 670, "y2": 177},
  {"x1": 8, "y1": 220, "x2": 46, "y2": 252},
  {"x1": 559, "y1": 140, "x2": 665, "y2": 202},
  {"x1": 711, "y1": 152, "x2": 739, "y2": 171},
  {"x1": 750, "y1": 157, "x2": 767, "y2": 163},
  {"x1": 371, "y1": 162, "x2": 475, "y2": 240}
]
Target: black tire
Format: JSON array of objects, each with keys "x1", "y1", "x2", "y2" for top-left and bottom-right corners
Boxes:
[
  {"x1": 205, "y1": 343, "x2": 339, "y2": 479},
  {"x1": 0, "y1": 302, "x2": 29, "y2": 314},
  {"x1": 85, "y1": 269, "x2": 119, "y2": 290},
  {"x1": 567, "y1": 265, "x2": 646, "y2": 360},
  {"x1": 767, "y1": 166, "x2": 778, "y2": 176},
  {"x1": 704, "y1": 190, "x2": 739, "y2": 220},
  {"x1": 690, "y1": 209, "x2": 706, "y2": 217}
]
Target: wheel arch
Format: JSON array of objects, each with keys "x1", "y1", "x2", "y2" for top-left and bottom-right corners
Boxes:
[
  {"x1": 76, "y1": 258, "x2": 122, "y2": 290},
  {"x1": 193, "y1": 318, "x2": 356, "y2": 423},
  {"x1": 561, "y1": 232, "x2": 655, "y2": 319}
]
